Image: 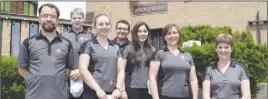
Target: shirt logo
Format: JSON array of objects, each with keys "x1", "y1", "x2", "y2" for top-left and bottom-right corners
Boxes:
[
  {"x1": 80, "y1": 37, "x2": 88, "y2": 41},
  {"x1": 110, "y1": 81, "x2": 113, "y2": 86},
  {"x1": 56, "y1": 48, "x2": 61, "y2": 54},
  {"x1": 180, "y1": 55, "x2": 185, "y2": 60}
]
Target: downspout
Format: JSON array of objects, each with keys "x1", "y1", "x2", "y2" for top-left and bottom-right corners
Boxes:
[{"x1": 256, "y1": 11, "x2": 261, "y2": 44}]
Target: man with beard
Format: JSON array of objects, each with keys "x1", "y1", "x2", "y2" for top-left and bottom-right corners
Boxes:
[
  {"x1": 61, "y1": 8, "x2": 92, "y2": 99},
  {"x1": 112, "y1": 20, "x2": 130, "y2": 53},
  {"x1": 18, "y1": 3, "x2": 75, "y2": 99}
]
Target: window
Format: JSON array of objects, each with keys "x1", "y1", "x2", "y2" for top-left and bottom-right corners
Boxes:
[
  {"x1": 29, "y1": 3, "x2": 34, "y2": 16},
  {"x1": 4, "y1": 1, "x2": 11, "y2": 13},
  {"x1": 11, "y1": 20, "x2": 21, "y2": 56},
  {"x1": 10, "y1": 1, "x2": 23, "y2": 14},
  {"x1": 17, "y1": 1, "x2": 23, "y2": 14},
  {"x1": 11, "y1": 2, "x2": 17, "y2": 13},
  {"x1": 151, "y1": 29, "x2": 164, "y2": 49},
  {"x1": 1, "y1": 2, "x2": 4, "y2": 12},
  {"x1": 23, "y1": 2, "x2": 29, "y2": 15},
  {"x1": 29, "y1": 22, "x2": 39, "y2": 36}
]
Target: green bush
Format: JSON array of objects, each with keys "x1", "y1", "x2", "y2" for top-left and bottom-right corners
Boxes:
[
  {"x1": 2, "y1": 83, "x2": 25, "y2": 99},
  {"x1": 180, "y1": 25, "x2": 268, "y2": 98},
  {"x1": 0, "y1": 56, "x2": 25, "y2": 99}
]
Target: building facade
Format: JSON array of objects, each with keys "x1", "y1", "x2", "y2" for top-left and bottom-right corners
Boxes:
[
  {"x1": 86, "y1": 2, "x2": 267, "y2": 49},
  {"x1": 1, "y1": 1, "x2": 38, "y2": 16},
  {"x1": 0, "y1": 1, "x2": 91, "y2": 56}
]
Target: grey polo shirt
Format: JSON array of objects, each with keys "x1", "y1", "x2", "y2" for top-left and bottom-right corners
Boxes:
[
  {"x1": 204, "y1": 61, "x2": 251, "y2": 99},
  {"x1": 18, "y1": 32, "x2": 75, "y2": 99},
  {"x1": 79, "y1": 39, "x2": 120, "y2": 92},
  {"x1": 151, "y1": 48, "x2": 195, "y2": 97},
  {"x1": 121, "y1": 45, "x2": 156, "y2": 88},
  {"x1": 61, "y1": 29, "x2": 92, "y2": 68},
  {"x1": 111, "y1": 38, "x2": 130, "y2": 53}
]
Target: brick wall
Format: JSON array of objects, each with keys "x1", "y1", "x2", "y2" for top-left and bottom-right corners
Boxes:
[
  {"x1": 86, "y1": 2, "x2": 132, "y2": 39},
  {"x1": 20, "y1": 21, "x2": 29, "y2": 43},
  {"x1": 87, "y1": 2, "x2": 267, "y2": 44}
]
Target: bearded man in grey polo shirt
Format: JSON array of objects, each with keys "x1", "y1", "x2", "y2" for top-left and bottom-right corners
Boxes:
[{"x1": 18, "y1": 3, "x2": 75, "y2": 99}]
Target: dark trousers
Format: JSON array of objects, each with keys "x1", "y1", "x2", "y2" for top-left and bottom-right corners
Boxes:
[
  {"x1": 82, "y1": 87, "x2": 112, "y2": 99},
  {"x1": 69, "y1": 95, "x2": 83, "y2": 99},
  {"x1": 125, "y1": 87, "x2": 152, "y2": 99},
  {"x1": 159, "y1": 95, "x2": 191, "y2": 99}
]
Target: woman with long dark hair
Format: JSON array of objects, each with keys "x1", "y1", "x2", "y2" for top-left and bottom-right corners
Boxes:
[{"x1": 116, "y1": 22, "x2": 155, "y2": 99}]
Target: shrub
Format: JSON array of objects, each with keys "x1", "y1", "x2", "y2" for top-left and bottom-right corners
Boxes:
[{"x1": 0, "y1": 56, "x2": 25, "y2": 99}]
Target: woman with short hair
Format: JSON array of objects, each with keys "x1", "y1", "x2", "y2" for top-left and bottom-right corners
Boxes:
[
  {"x1": 149, "y1": 24, "x2": 199, "y2": 99},
  {"x1": 202, "y1": 33, "x2": 251, "y2": 99}
]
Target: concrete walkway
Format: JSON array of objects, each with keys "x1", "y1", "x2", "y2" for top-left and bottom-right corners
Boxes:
[{"x1": 256, "y1": 83, "x2": 267, "y2": 99}]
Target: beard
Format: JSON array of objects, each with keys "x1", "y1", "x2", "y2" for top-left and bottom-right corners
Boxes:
[{"x1": 42, "y1": 22, "x2": 56, "y2": 32}]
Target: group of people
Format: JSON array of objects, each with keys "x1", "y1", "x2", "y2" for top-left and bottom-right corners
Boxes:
[{"x1": 18, "y1": 3, "x2": 251, "y2": 99}]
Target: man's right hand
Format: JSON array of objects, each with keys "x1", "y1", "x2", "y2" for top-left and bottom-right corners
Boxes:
[
  {"x1": 96, "y1": 89, "x2": 107, "y2": 99},
  {"x1": 69, "y1": 69, "x2": 81, "y2": 80},
  {"x1": 18, "y1": 68, "x2": 27, "y2": 80}
]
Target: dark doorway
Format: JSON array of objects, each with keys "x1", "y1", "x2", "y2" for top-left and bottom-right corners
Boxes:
[{"x1": 150, "y1": 28, "x2": 164, "y2": 49}]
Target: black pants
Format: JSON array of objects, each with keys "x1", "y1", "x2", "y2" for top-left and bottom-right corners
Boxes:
[
  {"x1": 125, "y1": 87, "x2": 152, "y2": 99},
  {"x1": 82, "y1": 87, "x2": 112, "y2": 99},
  {"x1": 159, "y1": 95, "x2": 191, "y2": 99},
  {"x1": 69, "y1": 95, "x2": 83, "y2": 99}
]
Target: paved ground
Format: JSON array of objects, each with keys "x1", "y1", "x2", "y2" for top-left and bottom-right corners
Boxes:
[
  {"x1": 256, "y1": 83, "x2": 267, "y2": 99},
  {"x1": 197, "y1": 83, "x2": 267, "y2": 99}
]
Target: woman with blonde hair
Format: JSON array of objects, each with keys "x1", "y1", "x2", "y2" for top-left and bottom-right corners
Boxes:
[{"x1": 79, "y1": 14, "x2": 121, "y2": 99}]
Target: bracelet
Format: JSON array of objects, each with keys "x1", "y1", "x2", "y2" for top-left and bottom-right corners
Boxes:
[{"x1": 116, "y1": 87, "x2": 125, "y2": 92}]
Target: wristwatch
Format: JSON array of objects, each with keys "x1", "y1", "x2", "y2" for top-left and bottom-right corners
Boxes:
[{"x1": 116, "y1": 86, "x2": 125, "y2": 92}]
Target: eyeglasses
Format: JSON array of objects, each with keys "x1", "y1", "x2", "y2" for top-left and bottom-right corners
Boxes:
[
  {"x1": 40, "y1": 14, "x2": 57, "y2": 19},
  {"x1": 116, "y1": 27, "x2": 128, "y2": 31}
]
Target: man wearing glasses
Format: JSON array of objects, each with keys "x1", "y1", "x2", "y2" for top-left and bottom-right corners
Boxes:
[
  {"x1": 112, "y1": 20, "x2": 131, "y2": 53},
  {"x1": 18, "y1": 3, "x2": 75, "y2": 99},
  {"x1": 111, "y1": 20, "x2": 130, "y2": 99}
]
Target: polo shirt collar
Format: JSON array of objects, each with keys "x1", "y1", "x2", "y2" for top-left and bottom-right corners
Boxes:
[
  {"x1": 69, "y1": 29, "x2": 87, "y2": 34},
  {"x1": 212, "y1": 60, "x2": 237, "y2": 69},
  {"x1": 163, "y1": 46, "x2": 184, "y2": 53},
  {"x1": 92, "y1": 38, "x2": 114, "y2": 46},
  {"x1": 36, "y1": 31, "x2": 62, "y2": 42},
  {"x1": 112, "y1": 37, "x2": 130, "y2": 45}
]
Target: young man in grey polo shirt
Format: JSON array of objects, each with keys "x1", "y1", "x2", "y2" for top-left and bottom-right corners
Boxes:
[
  {"x1": 111, "y1": 20, "x2": 130, "y2": 53},
  {"x1": 112, "y1": 20, "x2": 130, "y2": 99},
  {"x1": 18, "y1": 3, "x2": 75, "y2": 99},
  {"x1": 61, "y1": 8, "x2": 92, "y2": 99}
]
